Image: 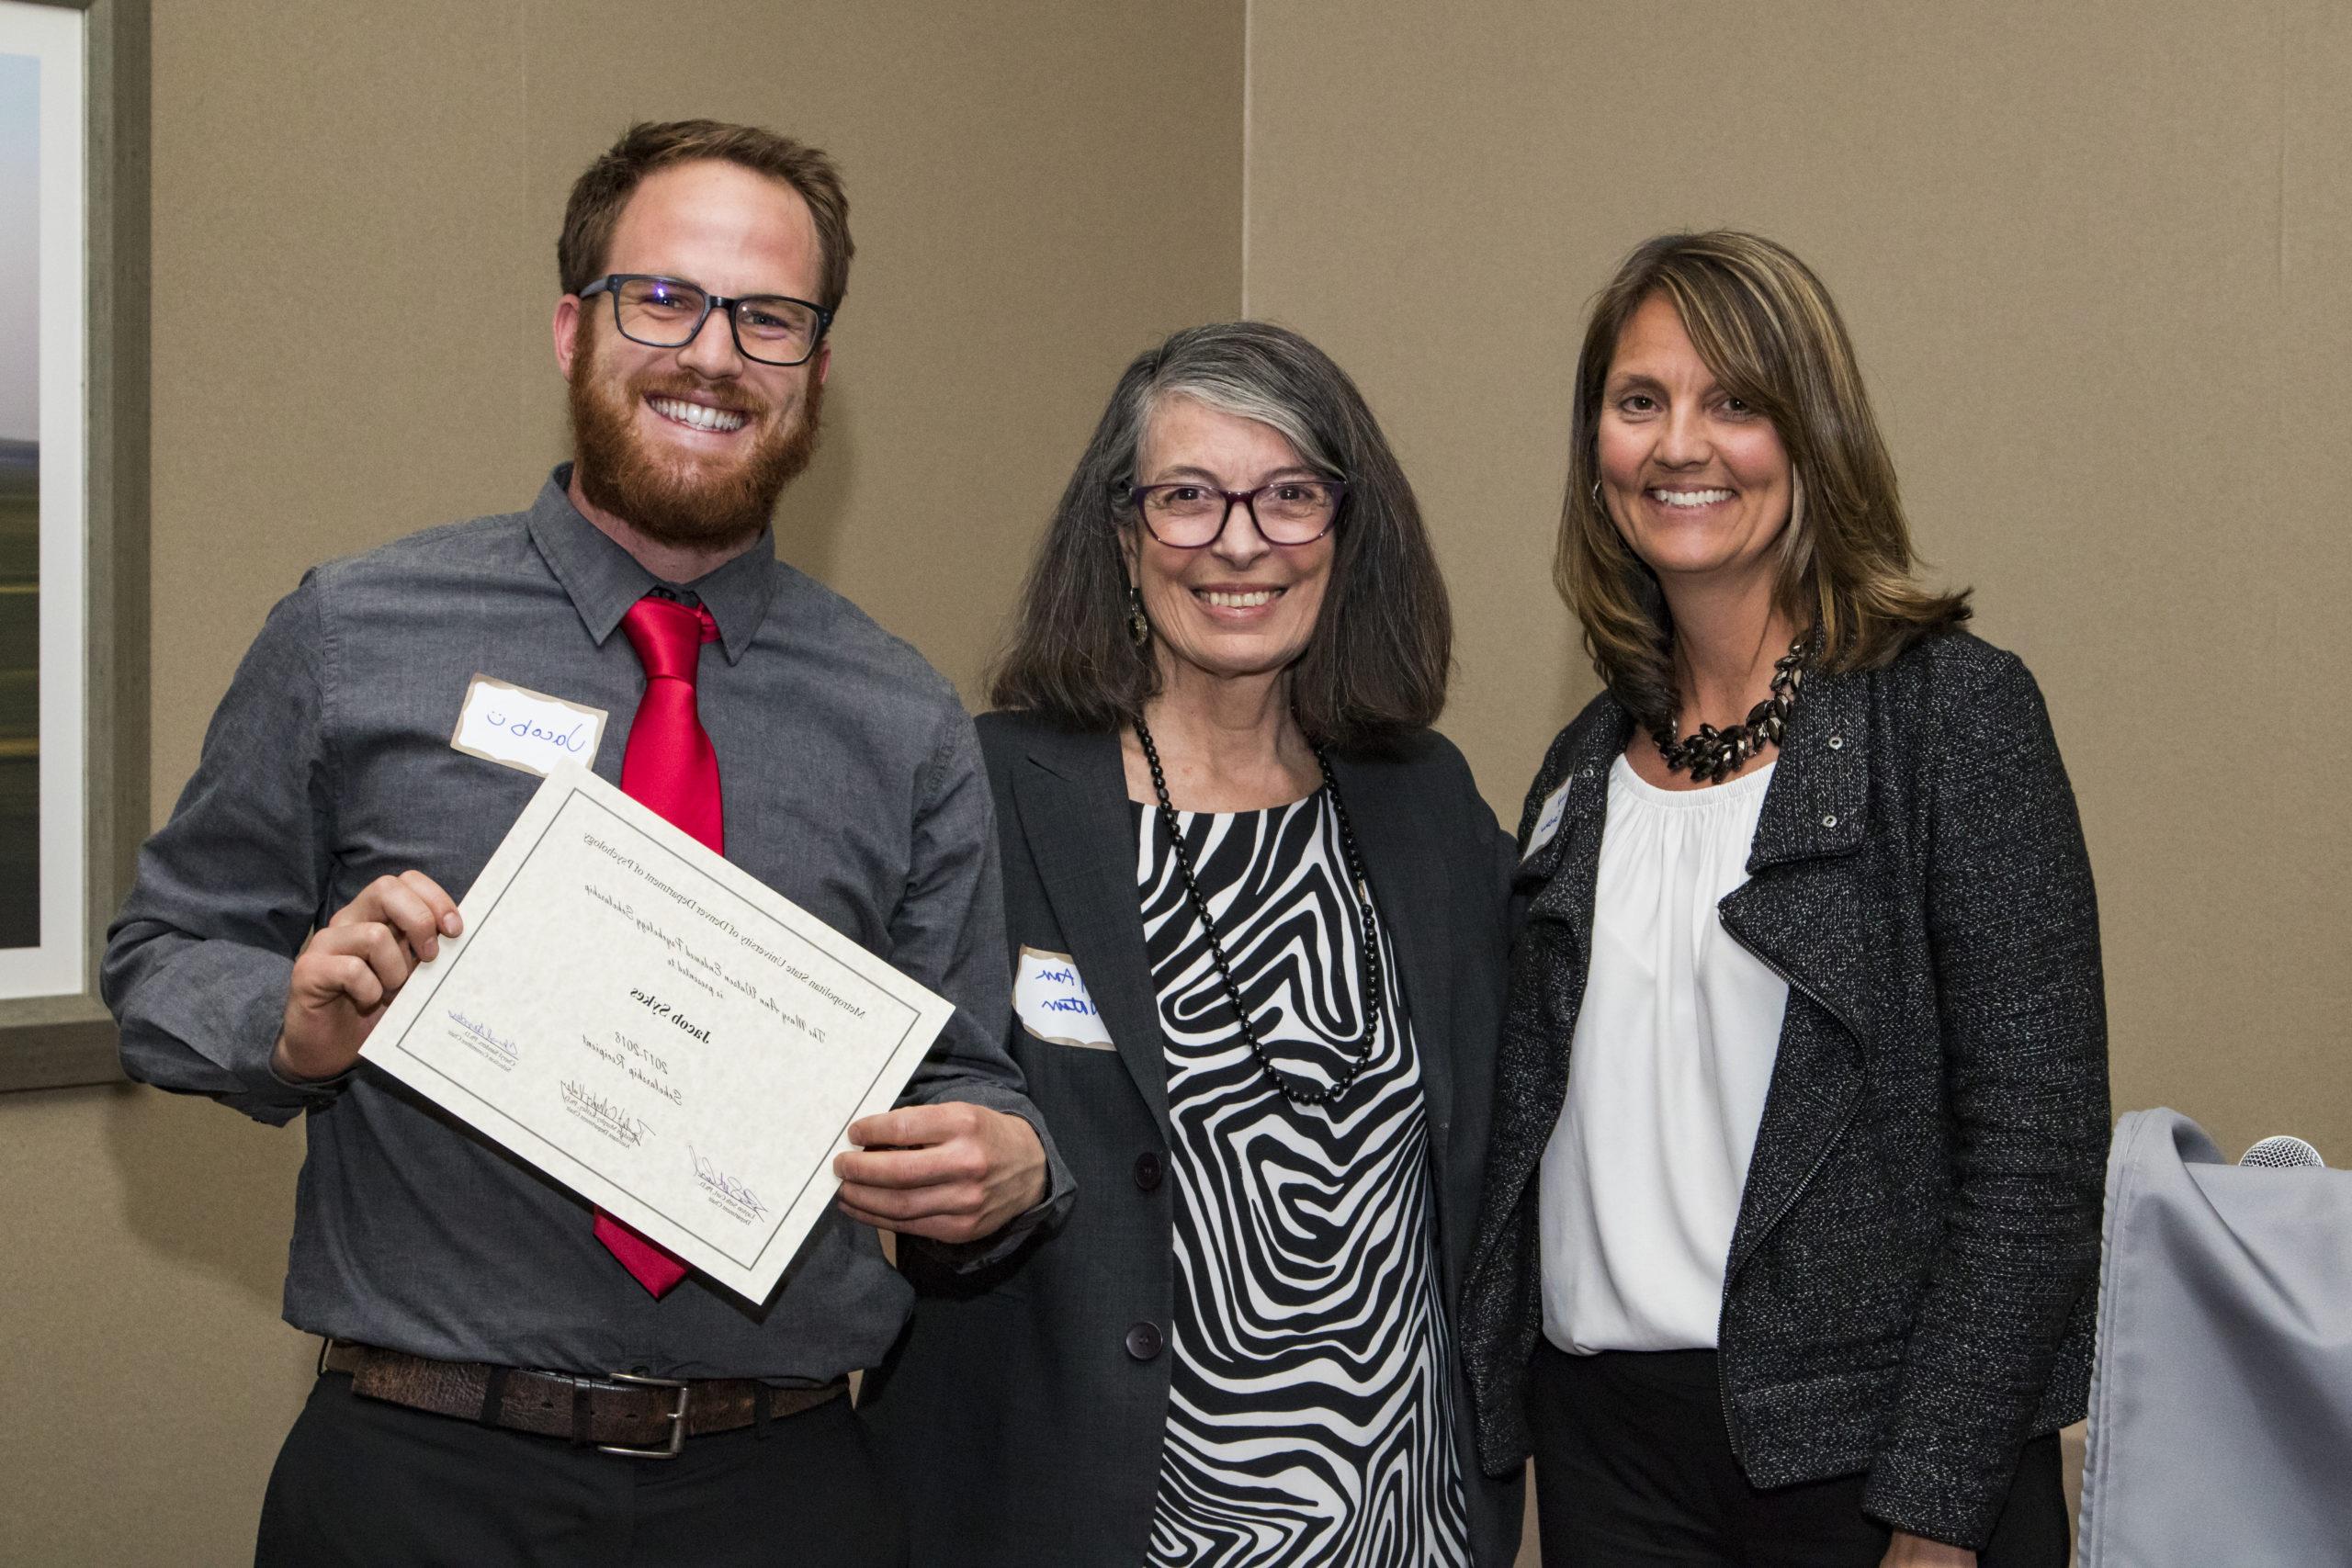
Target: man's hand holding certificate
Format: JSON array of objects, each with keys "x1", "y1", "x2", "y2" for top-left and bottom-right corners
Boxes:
[{"x1": 330, "y1": 763, "x2": 1001, "y2": 1303}]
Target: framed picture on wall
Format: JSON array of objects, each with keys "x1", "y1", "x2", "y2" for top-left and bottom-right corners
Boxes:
[{"x1": 0, "y1": 0, "x2": 146, "y2": 1092}]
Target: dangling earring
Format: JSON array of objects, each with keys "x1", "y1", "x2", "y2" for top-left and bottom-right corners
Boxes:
[
  {"x1": 1590, "y1": 478, "x2": 1603, "y2": 507},
  {"x1": 1126, "y1": 584, "x2": 1151, "y2": 649}
]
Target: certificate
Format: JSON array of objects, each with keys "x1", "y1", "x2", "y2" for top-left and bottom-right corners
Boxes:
[{"x1": 359, "y1": 762, "x2": 956, "y2": 1303}]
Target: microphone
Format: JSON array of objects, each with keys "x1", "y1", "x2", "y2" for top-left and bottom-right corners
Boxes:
[{"x1": 2238, "y1": 1134, "x2": 2326, "y2": 1169}]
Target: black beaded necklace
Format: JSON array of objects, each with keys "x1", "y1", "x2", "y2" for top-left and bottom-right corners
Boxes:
[
  {"x1": 1132, "y1": 713, "x2": 1385, "y2": 1109},
  {"x1": 1649, "y1": 634, "x2": 1814, "y2": 785}
]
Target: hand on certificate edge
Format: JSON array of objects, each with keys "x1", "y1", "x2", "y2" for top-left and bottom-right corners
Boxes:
[
  {"x1": 1881, "y1": 1531, "x2": 1975, "y2": 1567},
  {"x1": 272, "y1": 871, "x2": 463, "y2": 1083},
  {"x1": 832, "y1": 1103, "x2": 1049, "y2": 1245}
]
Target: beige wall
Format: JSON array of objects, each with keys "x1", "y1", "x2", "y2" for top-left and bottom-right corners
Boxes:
[
  {"x1": 9, "y1": 2, "x2": 2346, "y2": 1562},
  {"x1": 1246, "y1": 0, "x2": 2352, "y2": 1164},
  {"x1": 1, "y1": 2, "x2": 1240, "y2": 1562}
]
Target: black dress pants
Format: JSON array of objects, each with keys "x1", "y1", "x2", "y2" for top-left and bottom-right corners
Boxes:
[
  {"x1": 255, "y1": 1371, "x2": 910, "y2": 1568},
  {"x1": 1528, "y1": 1343, "x2": 2069, "y2": 1567}
]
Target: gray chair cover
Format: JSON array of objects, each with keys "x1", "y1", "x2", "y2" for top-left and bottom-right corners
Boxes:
[{"x1": 2077, "y1": 1108, "x2": 2352, "y2": 1565}]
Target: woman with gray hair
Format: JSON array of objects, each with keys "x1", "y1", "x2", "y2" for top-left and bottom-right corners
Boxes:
[{"x1": 863, "y1": 321, "x2": 1523, "y2": 1566}]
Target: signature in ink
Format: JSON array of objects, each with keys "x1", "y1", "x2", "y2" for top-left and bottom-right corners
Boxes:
[
  {"x1": 447, "y1": 1010, "x2": 521, "y2": 1065},
  {"x1": 690, "y1": 1145, "x2": 769, "y2": 1220}
]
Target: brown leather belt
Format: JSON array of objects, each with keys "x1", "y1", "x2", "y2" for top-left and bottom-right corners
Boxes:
[{"x1": 320, "y1": 1340, "x2": 846, "y2": 1458}]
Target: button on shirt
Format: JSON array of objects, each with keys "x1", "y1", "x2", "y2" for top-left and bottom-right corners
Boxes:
[{"x1": 104, "y1": 468, "x2": 1069, "y2": 1381}]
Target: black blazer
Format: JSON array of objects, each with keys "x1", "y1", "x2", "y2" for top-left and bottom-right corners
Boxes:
[
  {"x1": 863, "y1": 710, "x2": 1525, "y2": 1567},
  {"x1": 1459, "y1": 632, "x2": 2109, "y2": 1551}
]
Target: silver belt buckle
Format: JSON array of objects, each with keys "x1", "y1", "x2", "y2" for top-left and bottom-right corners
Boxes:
[{"x1": 596, "y1": 1370, "x2": 690, "y2": 1459}]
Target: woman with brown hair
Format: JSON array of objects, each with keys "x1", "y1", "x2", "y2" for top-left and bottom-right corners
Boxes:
[
  {"x1": 863, "y1": 321, "x2": 1523, "y2": 1566},
  {"x1": 1462, "y1": 233, "x2": 2108, "y2": 1566}
]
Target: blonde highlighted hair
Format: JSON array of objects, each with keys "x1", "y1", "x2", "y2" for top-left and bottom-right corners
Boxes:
[{"x1": 1558, "y1": 231, "x2": 1967, "y2": 729}]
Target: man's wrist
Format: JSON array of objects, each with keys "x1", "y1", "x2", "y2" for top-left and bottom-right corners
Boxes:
[{"x1": 268, "y1": 1032, "x2": 356, "y2": 1089}]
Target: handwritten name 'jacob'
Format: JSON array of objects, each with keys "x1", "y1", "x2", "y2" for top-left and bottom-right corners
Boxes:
[{"x1": 483, "y1": 710, "x2": 593, "y2": 755}]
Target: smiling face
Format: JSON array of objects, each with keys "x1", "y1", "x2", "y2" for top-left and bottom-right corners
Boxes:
[
  {"x1": 1125, "y1": 395, "x2": 1336, "y2": 696},
  {"x1": 1596, "y1": 291, "x2": 1793, "y2": 599},
  {"x1": 554, "y1": 159, "x2": 830, "y2": 551}
]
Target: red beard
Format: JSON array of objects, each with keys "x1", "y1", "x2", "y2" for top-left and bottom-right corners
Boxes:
[{"x1": 567, "y1": 323, "x2": 824, "y2": 551}]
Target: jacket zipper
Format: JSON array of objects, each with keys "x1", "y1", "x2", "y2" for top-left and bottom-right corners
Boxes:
[{"x1": 1713, "y1": 916, "x2": 1864, "y2": 1470}]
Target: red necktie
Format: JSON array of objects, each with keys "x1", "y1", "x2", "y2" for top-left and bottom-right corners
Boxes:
[{"x1": 594, "y1": 594, "x2": 724, "y2": 1296}]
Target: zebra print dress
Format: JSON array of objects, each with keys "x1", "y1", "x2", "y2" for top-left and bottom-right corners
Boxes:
[{"x1": 1136, "y1": 793, "x2": 1473, "y2": 1568}]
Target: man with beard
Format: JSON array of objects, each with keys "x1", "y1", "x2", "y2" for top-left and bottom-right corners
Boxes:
[{"x1": 102, "y1": 120, "x2": 1066, "y2": 1567}]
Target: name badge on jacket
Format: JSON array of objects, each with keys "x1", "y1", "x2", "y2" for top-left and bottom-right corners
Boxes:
[
  {"x1": 450, "y1": 673, "x2": 609, "y2": 777},
  {"x1": 1522, "y1": 775, "x2": 1575, "y2": 861},
  {"x1": 1013, "y1": 946, "x2": 1114, "y2": 1050}
]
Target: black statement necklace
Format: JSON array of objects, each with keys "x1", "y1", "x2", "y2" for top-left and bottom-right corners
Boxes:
[
  {"x1": 1651, "y1": 634, "x2": 1815, "y2": 784},
  {"x1": 1132, "y1": 714, "x2": 1385, "y2": 1109}
]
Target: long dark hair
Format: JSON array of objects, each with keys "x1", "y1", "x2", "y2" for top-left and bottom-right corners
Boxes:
[
  {"x1": 1558, "y1": 231, "x2": 1969, "y2": 730},
  {"x1": 989, "y1": 321, "x2": 1452, "y2": 751}
]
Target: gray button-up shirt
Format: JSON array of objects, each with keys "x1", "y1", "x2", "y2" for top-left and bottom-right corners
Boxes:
[{"x1": 104, "y1": 469, "x2": 1068, "y2": 1381}]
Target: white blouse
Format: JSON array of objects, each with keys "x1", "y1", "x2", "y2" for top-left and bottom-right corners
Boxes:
[{"x1": 1538, "y1": 752, "x2": 1790, "y2": 1355}]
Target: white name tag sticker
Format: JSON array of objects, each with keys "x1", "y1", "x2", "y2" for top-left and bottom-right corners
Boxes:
[
  {"x1": 1014, "y1": 945, "x2": 1114, "y2": 1050},
  {"x1": 450, "y1": 674, "x2": 609, "y2": 778},
  {"x1": 1522, "y1": 777, "x2": 1575, "y2": 861}
]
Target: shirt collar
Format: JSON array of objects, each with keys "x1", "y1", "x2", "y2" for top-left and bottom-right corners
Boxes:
[{"x1": 525, "y1": 464, "x2": 778, "y2": 664}]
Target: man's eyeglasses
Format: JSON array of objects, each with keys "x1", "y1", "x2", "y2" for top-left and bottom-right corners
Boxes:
[
  {"x1": 1124, "y1": 479, "x2": 1348, "y2": 548},
  {"x1": 579, "y1": 275, "x2": 834, "y2": 367}
]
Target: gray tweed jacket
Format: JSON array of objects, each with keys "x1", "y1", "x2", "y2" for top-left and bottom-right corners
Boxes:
[{"x1": 1459, "y1": 631, "x2": 2109, "y2": 1551}]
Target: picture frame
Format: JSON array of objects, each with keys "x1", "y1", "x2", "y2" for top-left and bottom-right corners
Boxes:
[{"x1": 0, "y1": 0, "x2": 147, "y2": 1091}]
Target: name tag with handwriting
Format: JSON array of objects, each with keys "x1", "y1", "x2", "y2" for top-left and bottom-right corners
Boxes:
[
  {"x1": 451, "y1": 674, "x2": 608, "y2": 777},
  {"x1": 1014, "y1": 945, "x2": 1114, "y2": 1050},
  {"x1": 1522, "y1": 776, "x2": 1575, "y2": 861}
]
